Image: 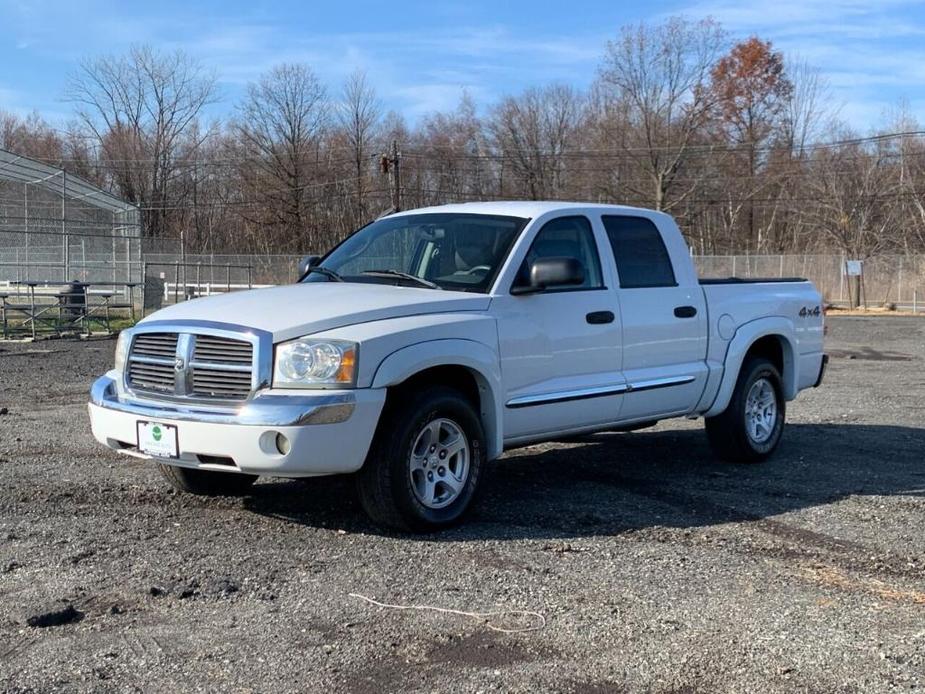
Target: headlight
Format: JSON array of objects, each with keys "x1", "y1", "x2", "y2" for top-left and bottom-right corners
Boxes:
[
  {"x1": 114, "y1": 331, "x2": 130, "y2": 373},
  {"x1": 273, "y1": 338, "x2": 357, "y2": 388}
]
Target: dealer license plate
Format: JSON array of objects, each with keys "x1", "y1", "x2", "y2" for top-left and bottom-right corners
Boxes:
[{"x1": 137, "y1": 421, "x2": 179, "y2": 458}]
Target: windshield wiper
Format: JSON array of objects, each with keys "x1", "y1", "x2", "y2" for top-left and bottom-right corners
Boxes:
[
  {"x1": 303, "y1": 265, "x2": 344, "y2": 282},
  {"x1": 361, "y1": 269, "x2": 439, "y2": 289}
]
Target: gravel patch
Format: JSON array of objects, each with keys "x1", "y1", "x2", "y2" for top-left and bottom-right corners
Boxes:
[{"x1": 1, "y1": 317, "x2": 923, "y2": 692}]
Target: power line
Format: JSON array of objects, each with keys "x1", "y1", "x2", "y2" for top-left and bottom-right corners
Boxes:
[{"x1": 10, "y1": 130, "x2": 925, "y2": 167}]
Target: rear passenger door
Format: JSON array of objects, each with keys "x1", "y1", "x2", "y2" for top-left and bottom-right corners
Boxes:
[{"x1": 602, "y1": 215, "x2": 708, "y2": 420}]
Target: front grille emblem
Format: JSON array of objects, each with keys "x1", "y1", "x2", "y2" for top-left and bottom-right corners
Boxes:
[{"x1": 174, "y1": 356, "x2": 185, "y2": 371}]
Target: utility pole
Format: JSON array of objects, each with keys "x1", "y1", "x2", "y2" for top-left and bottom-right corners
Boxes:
[{"x1": 380, "y1": 139, "x2": 402, "y2": 212}]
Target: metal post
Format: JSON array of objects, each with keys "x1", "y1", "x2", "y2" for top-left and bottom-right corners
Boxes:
[
  {"x1": 226, "y1": 264, "x2": 231, "y2": 293},
  {"x1": 174, "y1": 262, "x2": 180, "y2": 304},
  {"x1": 180, "y1": 230, "x2": 186, "y2": 298},
  {"x1": 779, "y1": 255, "x2": 784, "y2": 277},
  {"x1": 29, "y1": 284, "x2": 36, "y2": 340},
  {"x1": 62, "y1": 171, "x2": 68, "y2": 282},
  {"x1": 140, "y1": 260, "x2": 147, "y2": 318},
  {"x1": 23, "y1": 183, "x2": 28, "y2": 273},
  {"x1": 898, "y1": 257, "x2": 904, "y2": 305},
  {"x1": 839, "y1": 256, "x2": 846, "y2": 303},
  {"x1": 83, "y1": 284, "x2": 91, "y2": 337},
  {"x1": 247, "y1": 265, "x2": 253, "y2": 290},
  {"x1": 196, "y1": 263, "x2": 202, "y2": 298}
]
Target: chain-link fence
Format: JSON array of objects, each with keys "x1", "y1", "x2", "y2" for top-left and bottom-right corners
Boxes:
[
  {"x1": 0, "y1": 232, "x2": 141, "y2": 285},
  {"x1": 4, "y1": 226, "x2": 925, "y2": 315}
]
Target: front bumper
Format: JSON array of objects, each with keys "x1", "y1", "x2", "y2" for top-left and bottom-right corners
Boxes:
[{"x1": 88, "y1": 373, "x2": 386, "y2": 476}]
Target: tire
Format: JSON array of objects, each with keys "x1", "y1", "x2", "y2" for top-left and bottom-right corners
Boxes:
[
  {"x1": 705, "y1": 357, "x2": 786, "y2": 463},
  {"x1": 356, "y1": 386, "x2": 486, "y2": 532},
  {"x1": 157, "y1": 463, "x2": 258, "y2": 496}
]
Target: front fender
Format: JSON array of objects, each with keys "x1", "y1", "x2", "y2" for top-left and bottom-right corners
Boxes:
[
  {"x1": 371, "y1": 339, "x2": 504, "y2": 460},
  {"x1": 702, "y1": 317, "x2": 798, "y2": 418}
]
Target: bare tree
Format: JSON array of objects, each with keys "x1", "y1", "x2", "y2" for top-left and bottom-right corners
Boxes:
[
  {"x1": 0, "y1": 18, "x2": 906, "y2": 264},
  {"x1": 335, "y1": 70, "x2": 380, "y2": 223},
  {"x1": 0, "y1": 110, "x2": 65, "y2": 162},
  {"x1": 412, "y1": 92, "x2": 491, "y2": 205},
  {"x1": 598, "y1": 17, "x2": 726, "y2": 211},
  {"x1": 64, "y1": 45, "x2": 217, "y2": 237},
  {"x1": 808, "y1": 138, "x2": 900, "y2": 269},
  {"x1": 488, "y1": 84, "x2": 583, "y2": 199},
  {"x1": 782, "y1": 59, "x2": 832, "y2": 154},
  {"x1": 233, "y1": 63, "x2": 329, "y2": 252}
]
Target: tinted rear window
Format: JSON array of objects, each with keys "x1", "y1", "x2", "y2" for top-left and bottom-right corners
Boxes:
[{"x1": 602, "y1": 216, "x2": 677, "y2": 288}]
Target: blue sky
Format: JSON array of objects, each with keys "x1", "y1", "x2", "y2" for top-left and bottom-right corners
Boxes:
[{"x1": 2, "y1": 0, "x2": 925, "y2": 131}]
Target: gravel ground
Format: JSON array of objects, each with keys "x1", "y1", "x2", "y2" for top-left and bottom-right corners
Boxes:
[{"x1": 1, "y1": 316, "x2": 924, "y2": 693}]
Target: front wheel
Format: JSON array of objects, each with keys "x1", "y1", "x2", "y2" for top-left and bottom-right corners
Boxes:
[
  {"x1": 356, "y1": 386, "x2": 485, "y2": 532},
  {"x1": 157, "y1": 463, "x2": 258, "y2": 496},
  {"x1": 705, "y1": 357, "x2": 785, "y2": 463}
]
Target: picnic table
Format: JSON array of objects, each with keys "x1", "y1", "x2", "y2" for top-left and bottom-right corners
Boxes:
[{"x1": 1, "y1": 281, "x2": 137, "y2": 339}]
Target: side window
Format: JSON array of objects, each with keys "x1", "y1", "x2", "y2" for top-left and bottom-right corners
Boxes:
[
  {"x1": 515, "y1": 216, "x2": 603, "y2": 291},
  {"x1": 602, "y1": 216, "x2": 677, "y2": 288}
]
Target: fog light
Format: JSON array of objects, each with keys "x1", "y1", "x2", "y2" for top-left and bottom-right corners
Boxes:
[{"x1": 275, "y1": 432, "x2": 291, "y2": 456}]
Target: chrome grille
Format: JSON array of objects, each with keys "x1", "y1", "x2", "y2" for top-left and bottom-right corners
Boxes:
[
  {"x1": 127, "y1": 331, "x2": 255, "y2": 402},
  {"x1": 191, "y1": 368, "x2": 253, "y2": 399},
  {"x1": 132, "y1": 333, "x2": 178, "y2": 358},
  {"x1": 128, "y1": 360, "x2": 175, "y2": 392},
  {"x1": 193, "y1": 335, "x2": 253, "y2": 365}
]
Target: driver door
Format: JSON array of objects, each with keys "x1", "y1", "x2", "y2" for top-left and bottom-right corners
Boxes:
[{"x1": 493, "y1": 215, "x2": 625, "y2": 443}]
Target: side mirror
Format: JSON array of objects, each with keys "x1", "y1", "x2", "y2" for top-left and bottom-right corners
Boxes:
[
  {"x1": 298, "y1": 254, "x2": 322, "y2": 278},
  {"x1": 512, "y1": 257, "x2": 585, "y2": 295}
]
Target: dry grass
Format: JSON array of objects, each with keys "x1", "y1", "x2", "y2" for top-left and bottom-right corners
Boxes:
[
  {"x1": 826, "y1": 306, "x2": 925, "y2": 317},
  {"x1": 802, "y1": 565, "x2": 925, "y2": 605}
]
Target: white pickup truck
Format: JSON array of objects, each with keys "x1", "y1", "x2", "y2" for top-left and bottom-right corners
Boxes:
[{"x1": 89, "y1": 202, "x2": 826, "y2": 530}]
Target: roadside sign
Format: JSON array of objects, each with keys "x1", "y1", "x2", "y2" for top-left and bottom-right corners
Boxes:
[{"x1": 845, "y1": 260, "x2": 863, "y2": 276}]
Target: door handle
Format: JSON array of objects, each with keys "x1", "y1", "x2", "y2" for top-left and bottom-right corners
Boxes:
[
  {"x1": 586, "y1": 311, "x2": 615, "y2": 324},
  {"x1": 674, "y1": 306, "x2": 697, "y2": 318}
]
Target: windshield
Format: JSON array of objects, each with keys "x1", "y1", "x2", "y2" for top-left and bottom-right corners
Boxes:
[{"x1": 303, "y1": 213, "x2": 528, "y2": 293}]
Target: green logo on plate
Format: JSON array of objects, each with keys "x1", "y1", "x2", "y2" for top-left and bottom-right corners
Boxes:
[{"x1": 152, "y1": 425, "x2": 162, "y2": 442}]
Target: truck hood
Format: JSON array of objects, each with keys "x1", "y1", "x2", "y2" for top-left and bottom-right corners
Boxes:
[{"x1": 141, "y1": 282, "x2": 492, "y2": 341}]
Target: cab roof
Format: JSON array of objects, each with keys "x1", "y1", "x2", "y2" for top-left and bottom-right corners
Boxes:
[{"x1": 388, "y1": 200, "x2": 660, "y2": 220}]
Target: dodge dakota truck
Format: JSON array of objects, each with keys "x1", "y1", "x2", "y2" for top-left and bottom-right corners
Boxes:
[{"x1": 88, "y1": 202, "x2": 827, "y2": 531}]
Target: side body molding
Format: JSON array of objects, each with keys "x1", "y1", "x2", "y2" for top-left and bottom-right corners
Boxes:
[
  {"x1": 700, "y1": 316, "x2": 799, "y2": 418},
  {"x1": 371, "y1": 339, "x2": 505, "y2": 460}
]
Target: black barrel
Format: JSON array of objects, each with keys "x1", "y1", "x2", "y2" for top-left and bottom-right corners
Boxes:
[{"x1": 59, "y1": 280, "x2": 87, "y2": 323}]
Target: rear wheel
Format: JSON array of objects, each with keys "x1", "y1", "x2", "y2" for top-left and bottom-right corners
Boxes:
[
  {"x1": 356, "y1": 386, "x2": 485, "y2": 532},
  {"x1": 157, "y1": 464, "x2": 258, "y2": 496},
  {"x1": 705, "y1": 357, "x2": 785, "y2": 463}
]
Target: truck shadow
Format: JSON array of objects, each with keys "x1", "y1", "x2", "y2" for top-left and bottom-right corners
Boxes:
[{"x1": 243, "y1": 422, "x2": 925, "y2": 541}]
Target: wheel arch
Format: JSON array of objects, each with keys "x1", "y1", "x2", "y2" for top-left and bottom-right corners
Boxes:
[
  {"x1": 370, "y1": 340, "x2": 504, "y2": 460},
  {"x1": 703, "y1": 318, "x2": 798, "y2": 418}
]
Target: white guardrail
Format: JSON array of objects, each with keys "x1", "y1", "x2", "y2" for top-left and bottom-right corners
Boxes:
[{"x1": 163, "y1": 282, "x2": 273, "y2": 301}]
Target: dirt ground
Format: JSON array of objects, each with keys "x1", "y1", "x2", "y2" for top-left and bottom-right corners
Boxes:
[{"x1": 1, "y1": 316, "x2": 924, "y2": 693}]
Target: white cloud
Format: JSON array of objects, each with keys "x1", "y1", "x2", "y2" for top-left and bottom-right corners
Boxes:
[
  {"x1": 169, "y1": 22, "x2": 603, "y2": 118},
  {"x1": 676, "y1": 0, "x2": 925, "y2": 129}
]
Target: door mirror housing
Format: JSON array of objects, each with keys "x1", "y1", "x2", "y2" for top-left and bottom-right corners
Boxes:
[
  {"x1": 298, "y1": 255, "x2": 322, "y2": 278},
  {"x1": 512, "y1": 257, "x2": 585, "y2": 295}
]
